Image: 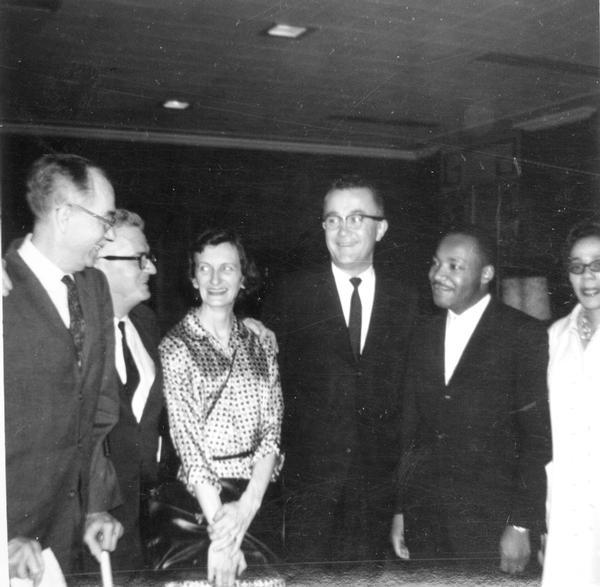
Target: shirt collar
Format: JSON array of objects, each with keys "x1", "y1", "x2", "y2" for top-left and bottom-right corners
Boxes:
[
  {"x1": 330, "y1": 262, "x2": 375, "y2": 290},
  {"x1": 185, "y1": 310, "x2": 247, "y2": 346},
  {"x1": 447, "y1": 293, "x2": 491, "y2": 324},
  {"x1": 566, "y1": 303, "x2": 584, "y2": 332},
  {"x1": 18, "y1": 233, "x2": 70, "y2": 283},
  {"x1": 114, "y1": 314, "x2": 131, "y2": 328}
]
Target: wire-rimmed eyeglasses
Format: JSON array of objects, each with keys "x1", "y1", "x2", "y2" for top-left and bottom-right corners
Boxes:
[
  {"x1": 68, "y1": 203, "x2": 117, "y2": 233},
  {"x1": 99, "y1": 253, "x2": 157, "y2": 270},
  {"x1": 322, "y1": 213, "x2": 385, "y2": 231}
]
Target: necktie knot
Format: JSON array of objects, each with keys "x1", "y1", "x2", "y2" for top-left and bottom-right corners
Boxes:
[{"x1": 350, "y1": 277, "x2": 362, "y2": 289}]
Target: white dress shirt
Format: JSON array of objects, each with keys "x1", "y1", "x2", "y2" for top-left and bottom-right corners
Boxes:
[
  {"x1": 331, "y1": 263, "x2": 375, "y2": 353},
  {"x1": 18, "y1": 234, "x2": 71, "y2": 328},
  {"x1": 114, "y1": 315, "x2": 155, "y2": 422},
  {"x1": 444, "y1": 293, "x2": 491, "y2": 384}
]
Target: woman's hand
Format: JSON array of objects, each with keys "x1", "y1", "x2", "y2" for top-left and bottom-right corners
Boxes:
[
  {"x1": 207, "y1": 542, "x2": 247, "y2": 587},
  {"x1": 208, "y1": 497, "x2": 259, "y2": 552}
]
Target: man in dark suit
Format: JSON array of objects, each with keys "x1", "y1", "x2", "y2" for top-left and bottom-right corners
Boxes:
[
  {"x1": 391, "y1": 225, "x2": 551, "y2": 575},
  {"x1": 4, "y1": 154, "x2": 123, "y2": 582},
  {"x1": 263, "y1": 176, "x2": 417, "y2": 562},
  {"x1": 94, "y1": 209, "x2": 166, "y2": 570}
]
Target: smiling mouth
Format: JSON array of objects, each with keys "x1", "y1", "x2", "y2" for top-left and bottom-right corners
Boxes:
[
  {"x1": 432, "y1": 283, "x2": 453, "y2": 292},
  {"x1": 581, "y1": 288, "x2": 600, "y2": 297}
]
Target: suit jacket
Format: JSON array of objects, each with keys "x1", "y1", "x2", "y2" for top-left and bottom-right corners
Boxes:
[
  {"x1": 107, "y1": 302, "x2": 165, "y2": 568},
  {"x1": 3, "y1": 248, "x2": 120, "y2": 573},
  {"x1": 398, "y1": 299, "x2": 551, "y2": 553},
  {"x1": 263, "y1": 266, "x2": 417, "y2": 557}
]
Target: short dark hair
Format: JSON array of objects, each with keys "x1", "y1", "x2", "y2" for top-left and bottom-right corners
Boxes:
[
  {"x1": 563, "y1": 218, "x2": 600, "y2": 265},
  {"x1": 440, "y1": 223, "x2": 496, "y2": 267},
  {"x1": 325, "y1": 175, "x2": 385, "y2": 216},
  {"x1": 189, "y1": 228, "x2": 260, "y2": 301},
  {"x1": 25, "y1": 153, "x2": 108, "y2": 219}
]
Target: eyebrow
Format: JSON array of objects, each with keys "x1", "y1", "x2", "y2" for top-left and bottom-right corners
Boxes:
[{"x1": 324, "y1": 209, "x2": 372, "y2": 216}]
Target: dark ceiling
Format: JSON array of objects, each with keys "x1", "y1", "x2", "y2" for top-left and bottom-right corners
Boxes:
[{"x1": 1, "y1": 0, "x2": 599, "y2": 158}]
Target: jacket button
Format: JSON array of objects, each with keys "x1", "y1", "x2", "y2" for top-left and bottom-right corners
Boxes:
[
  {"x1": 68, "y1": 490, "x2": 76, "y2": 498},
  {"x1": 346, "y1": 447, "x2": 352, "y2": 453}
]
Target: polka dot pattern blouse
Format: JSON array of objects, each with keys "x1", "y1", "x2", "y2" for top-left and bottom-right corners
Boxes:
[{"x1": 160, "y1": 309, "x2": 283, "y2": 493}]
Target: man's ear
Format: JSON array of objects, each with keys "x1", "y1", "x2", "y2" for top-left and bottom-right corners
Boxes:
[
  {"x1": 55, "y1": 202, "x2": 70, "y2": 233},
  {"x1": 481, "y1": 264, "x2": 495, "y2": 284},
  {"x1": 375, "y1": 219, "x2": 389, "y2": 242}
]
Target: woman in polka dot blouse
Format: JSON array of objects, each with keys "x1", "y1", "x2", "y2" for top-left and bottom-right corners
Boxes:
[{"x1": 160, "y1": 228, "x2": 283, "y2": 587}]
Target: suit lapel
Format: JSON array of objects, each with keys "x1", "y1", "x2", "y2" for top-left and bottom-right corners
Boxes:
[
  {"x1": 430, "y1": 312, "x2": 447, "y2": 388},
  {"x1": 320, "y1": 270, "x2": 355, "y2": 363},
  {"x1": 362, "y1": 276, "x2": 391, "y2": 360},
  {"x1": 447, "y1": 300, "x2": 496, "y2": 387},
  {"x1": 128, "y1": 307, "x2": 161, "y2": 424},
  {"x1": 7, "y1": 250, "x2": 73, "y2": 347}
]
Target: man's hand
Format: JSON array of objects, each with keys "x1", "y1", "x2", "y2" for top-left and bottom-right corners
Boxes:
[
  {"x1": 207, "y1": 542, "x2": 246, "y2": 587},
  {"x1": 390, "y1": 513, "x2": 411, "y2": 559},
  {"x1": 499, "y1": 525, "x2": 531, "y2": 574},
  {"x1": 83, "y1": 511, "x2": 124, "y2": 563},
  {"x1": 3, "y1": 259, "x2": 13, "y2": 296},
  {"x1": 242, "y1": 317, "x2": 278, "y2": 352},
  {"x1": 8, "y1": 537, "x2": 44, "y2": 586}
]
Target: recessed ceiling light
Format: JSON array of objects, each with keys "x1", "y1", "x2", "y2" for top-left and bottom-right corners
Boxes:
[
  {"x1": 266, "y1": 23, "x2": 309, "y2": 39},
  {"x1": 162, "y1": 99, "x2": 190, "y2": 110}
]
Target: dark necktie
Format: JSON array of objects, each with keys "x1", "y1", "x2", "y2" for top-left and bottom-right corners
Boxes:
[
  {"x1": 61, "y1": 275, "x2": 85, "y2": 367},
  {"x1": 118, "y1": 320, "x2": 140, "y2": 399},
  {"x1": 349, "y1": 277, "x2": 362, "y2": 360}
]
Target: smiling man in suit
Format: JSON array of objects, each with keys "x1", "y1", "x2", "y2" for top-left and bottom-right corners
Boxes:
[
  {"x1": 93, "y1": 209, "x2": 166, "y2": 570},
  {"x1": 4, "y1": 154, "x2": 123, "y2": 582},
  {"x1": 391, "y1": 225, "x2": 551, "y2": 575},
  {"x1": 263, "y1": 175, "x2": 418, "y2": 562}
]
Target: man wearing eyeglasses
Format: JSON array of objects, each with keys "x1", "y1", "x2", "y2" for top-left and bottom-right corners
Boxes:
[
  {"x1": 91, "y1": 208, "x2": 167, "y2": 571},
  {"x1": 391, "y1": 225, "x2": 551, "y2": 575},
  {"x1": 4, "y1": 154, "x2": 123, "y2": 583},
  {"x1": 262, "y1": 175, "x2": 418, "y2": 562}
]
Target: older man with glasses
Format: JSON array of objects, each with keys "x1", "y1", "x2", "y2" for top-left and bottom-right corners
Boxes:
[
  {"x1": 92, "y1": 209, "x2": 167, "y2": 571},
  {"x1": 4, "y1": 154, "x2": 123, "y2": 583}
]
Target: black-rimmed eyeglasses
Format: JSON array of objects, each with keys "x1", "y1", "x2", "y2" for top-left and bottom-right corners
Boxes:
[
  {"x1": 322, "y1": 213, "x2": 385, "y2": 231},
  {"x1": 567, "y1": 260, "x2": 600, "y2": 275},
  {"x1": 99, "y1": 253, "x2": 157, "y2": 270}
]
